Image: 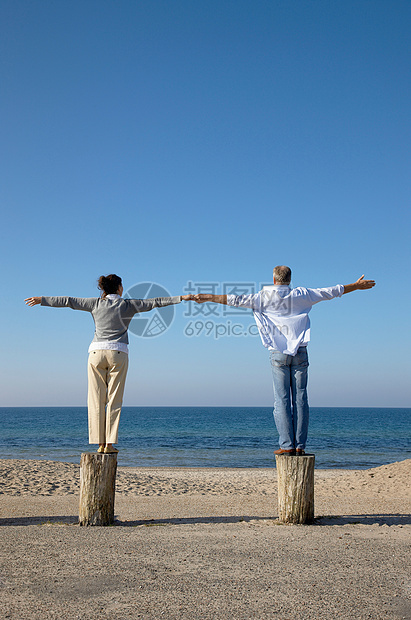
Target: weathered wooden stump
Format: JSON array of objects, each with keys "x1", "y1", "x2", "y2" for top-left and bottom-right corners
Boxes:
[
  {"x1": 79, "y1": 453, "x2": 118, "y2": 526},
  {"x1": 275, "y1": 454, "x2": 315, "y2": 524}
]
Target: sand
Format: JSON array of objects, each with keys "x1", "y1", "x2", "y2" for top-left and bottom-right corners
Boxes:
[{"x1": 0, "y1": 458, "x2": 410, "y2": 619}]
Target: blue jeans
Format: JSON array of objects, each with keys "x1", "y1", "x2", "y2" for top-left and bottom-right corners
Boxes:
[{"x1": 269, "y1": 347, "x2": 309, "y2": 450}]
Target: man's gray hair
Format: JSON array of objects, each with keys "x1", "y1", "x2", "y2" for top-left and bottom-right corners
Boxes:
[{"x1": 273, "y1": 265, "x2": 292, "y2": 284}]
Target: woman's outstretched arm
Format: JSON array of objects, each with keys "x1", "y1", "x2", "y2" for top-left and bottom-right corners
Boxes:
[{"x1": 25, "y1": 296, "x2": 97, "y2": 311}]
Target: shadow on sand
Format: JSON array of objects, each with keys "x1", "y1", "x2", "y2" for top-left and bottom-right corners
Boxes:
[{"x1": 1, "y1": 513, "x2": 409, "y2": 527}]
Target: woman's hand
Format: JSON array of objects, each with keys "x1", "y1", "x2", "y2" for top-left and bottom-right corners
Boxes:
[{"x1": 25, "y1": 297, "x2": 42, "y2": 306}]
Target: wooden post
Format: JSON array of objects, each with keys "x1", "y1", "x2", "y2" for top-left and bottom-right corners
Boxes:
[
  {"x1": 275, "y1": 454, "x2": 315, "y2": 524},
  {"x1": 79, "y1": 453, "x2": 118, "y2": 526}
]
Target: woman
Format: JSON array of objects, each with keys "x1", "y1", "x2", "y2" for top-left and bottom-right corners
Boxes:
[{"x1": 25, "y1": 274, "x2": 189, "y2": 454}]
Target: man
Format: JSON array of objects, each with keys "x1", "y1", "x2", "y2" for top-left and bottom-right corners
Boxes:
[{"x1": 192, "y1": 267, "x2": 375, "y2": 456}]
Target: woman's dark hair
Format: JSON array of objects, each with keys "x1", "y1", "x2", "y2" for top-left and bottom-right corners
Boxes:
[{"x1": 98, "y1": 274, "x2": 122, "y2": 297}]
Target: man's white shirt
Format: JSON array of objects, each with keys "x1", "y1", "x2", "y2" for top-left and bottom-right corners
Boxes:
[{"x1": 226, "y1": 284, "x2": 344, "y2": 355}]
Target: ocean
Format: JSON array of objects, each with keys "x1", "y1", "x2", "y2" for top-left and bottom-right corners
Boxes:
[{"x1": 0, "y1": 407, "x2": 409, "y2": 470}]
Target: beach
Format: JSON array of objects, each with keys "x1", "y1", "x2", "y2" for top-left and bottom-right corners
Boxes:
[{"x1": 1, "y1": 459, "x2": 410, "y2": 619}]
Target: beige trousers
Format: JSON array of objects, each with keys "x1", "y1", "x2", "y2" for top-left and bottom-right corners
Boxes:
[{"x1": 87, "y1": 350, "x2": 129, "y2": 444}]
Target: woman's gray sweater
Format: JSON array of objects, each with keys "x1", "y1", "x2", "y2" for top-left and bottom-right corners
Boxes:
[{"x1": 41, "y1": 295, "x2": 182, "y2": 345}]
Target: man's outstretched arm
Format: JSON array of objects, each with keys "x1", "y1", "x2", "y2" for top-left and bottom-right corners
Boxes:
[
  {"x1": 343, "y1": 275, "x2": 375, "y2": 295},
  {"x1": 190, "y1": 276, "x2": 376, "y2": 303}
]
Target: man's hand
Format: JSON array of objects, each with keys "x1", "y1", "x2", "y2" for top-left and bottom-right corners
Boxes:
[
  {"x1": 343, "y1": 276, "x2": 376, "y2": 295},
  {"x1": 25, "y1": 297, "x2": 42, "y2": 306},
  {"x1": 354, "y1": 275, "x2": 375, "y2": 290}
]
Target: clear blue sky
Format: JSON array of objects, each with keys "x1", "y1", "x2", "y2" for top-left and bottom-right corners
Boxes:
[{"x1": 1, "y1": 0, "x2": 410, "y2": 407}]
